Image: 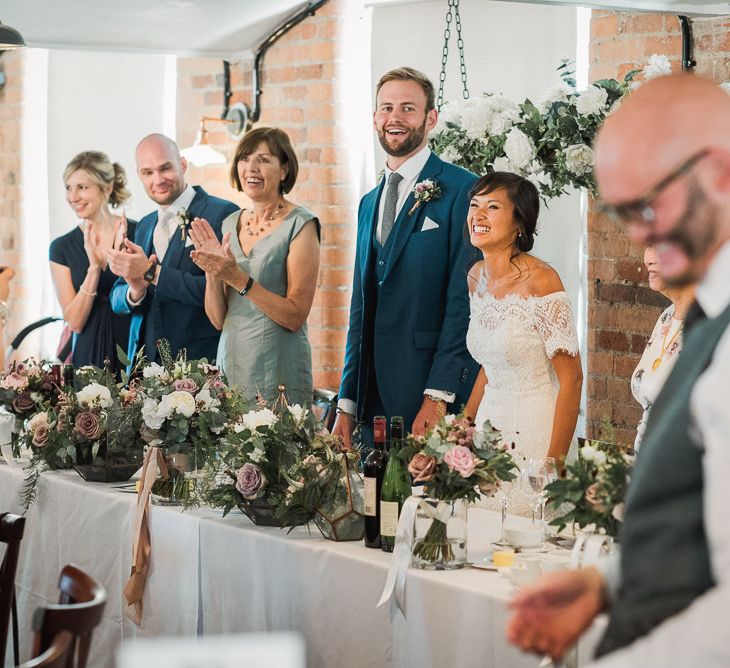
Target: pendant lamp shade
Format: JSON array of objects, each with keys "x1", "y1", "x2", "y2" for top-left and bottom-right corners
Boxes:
[{"x1": 0, "y1": 21, "x2": 26, "y2": 50}]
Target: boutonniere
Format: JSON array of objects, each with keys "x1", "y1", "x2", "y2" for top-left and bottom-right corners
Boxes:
[
  {"x1": 409, "y1": 179, "x2": 442, "y2": 215},
  {"x1": 176, "y1": 208, "x2": 191, "y2": 241}
]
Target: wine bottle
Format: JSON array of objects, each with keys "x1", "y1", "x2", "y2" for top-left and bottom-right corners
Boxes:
[
  {"x1": 380, "y1": 416, "x2": 410, "y2": 553},
  {"x1": 63, "y1": 364, "x2": 75, "y2": 388},
  {"x1": 363, "y1": 416, "x2": 388, "y2": 549}
]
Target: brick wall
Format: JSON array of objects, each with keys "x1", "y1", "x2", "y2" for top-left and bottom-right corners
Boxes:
[
  {"x1": 0, "y1": 51, "x2": 25, "y2": 343},
  {"x1": 586, "y1": 11, "x2": 730, "y2": 445},
  {"x1": 176, "y1": 0, "x2": 357, "y2": 391}
]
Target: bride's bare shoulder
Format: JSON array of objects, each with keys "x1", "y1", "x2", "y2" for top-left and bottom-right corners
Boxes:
[{"x1": 524, "y1": 256, "x2": 565, "y2": 297}]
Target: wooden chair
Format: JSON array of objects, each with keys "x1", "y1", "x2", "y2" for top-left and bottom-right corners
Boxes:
[
  {"x1": 0, "y1": 512, "x2": 26, "y2": 667},
  {"x1": 30, "y1": 565, "x2": 107, "y2": 668},
  {"x1": 19, "y1": 631, "x2": 74, "y2": 668}
]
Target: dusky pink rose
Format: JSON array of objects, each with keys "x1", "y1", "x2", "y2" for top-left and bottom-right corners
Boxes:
[
  {"x1": 174, "y1": 378, "x2": 199, "y2": 394},
  {"x1": 443, "y1": 445, "x2": 478, "y2": 478},
  {"x1": 235, "y1": 463, "x2": 267, "y2": 500},
  {"x1": 32, "y1": 424, "x2": 50, "y2": 447},
  {"x1": 0, "y1": 372, "x2": 27, "y2": 391},
  {"x1": 12, "y1": 392, "x2": 35, "y2": 414},
  {"x1": 74, "y1": 410, "x2": 103, "y2": 440},
  {"x1": 408, "y1": 452, "x2": 437, "y2": 482}
]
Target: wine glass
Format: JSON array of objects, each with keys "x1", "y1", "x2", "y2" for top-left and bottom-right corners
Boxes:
[
  {"x1": 520, "y1": 459, "x2": 549, "y2": 525},
  {"x1": 541, "y1": 457, "x2": 559, "y2": 532},
  {"x1": 494, "y1": 479, "x2": 516, "y2": 546}
]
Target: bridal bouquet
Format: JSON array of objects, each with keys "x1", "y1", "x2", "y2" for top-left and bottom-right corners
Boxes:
[
  {"x1": 402, "y1": 414, "x2": 517, "y2": 565},
  {"x1": 547, "y1": 440, "x2": 634, "y2": 538}
]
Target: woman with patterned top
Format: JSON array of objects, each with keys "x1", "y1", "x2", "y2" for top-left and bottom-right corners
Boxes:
[
  {"x1": 630, "y1": 245, "x2": 695, "y2": 451},
  {"x1": 463, "y1": 172, "x2": 583, "y2": 470}
]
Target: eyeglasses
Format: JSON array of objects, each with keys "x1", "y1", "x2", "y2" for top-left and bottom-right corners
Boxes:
[{"x1": 599, "y1": 148, "x2": 710, "y2": 225}]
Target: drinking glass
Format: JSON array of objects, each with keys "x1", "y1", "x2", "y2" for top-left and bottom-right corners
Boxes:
[
  {"x1": 520, "y1": 459, "x2": 549, "y2": 525},
  {"x1": 494, "y1": 479, "x2": 516, "y2": 546},
  {"x1": 540, "y1": 457, "x2": 559, "y2": 529}
]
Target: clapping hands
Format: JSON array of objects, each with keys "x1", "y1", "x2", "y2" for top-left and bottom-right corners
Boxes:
[{"x1": 190, "y1": 218, "x2": 240, "y2": 285}]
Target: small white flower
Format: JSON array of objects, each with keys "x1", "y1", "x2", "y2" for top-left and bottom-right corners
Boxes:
[
  {"x1": 76, "y1": 383, "x2": 113, "y2": 408},
  {"x1": 439, "y1": 145, "x2": 461, "y2": 163},
  {"x1": 288, "y1": 404, "x2": 308, "y2": 423},
  {"x1": 142, "y1": 363, "x2": 167, "y2": 379},
  {"x1": 30, "y1": 392, "x2": 43, "y2": 403},
  {"x1": 592, "y1": 450, "x2": 607, "y2": 467},
  {"x1": 241, "y1": 408, "x2": 278, "y2": 431},
  {"x1": 575, "y1": 85, "x2": 609, "y2": 116},
  {"x1": 564, "y1": 144, "x2": 594, "y2": 176},
  {"x1": 249, "y1": 445, "x2": 267, "y2": 463},
  {"x1": 194, "y1": 387, "x2": 220, "y2": 413},
  {"x1": 581, "y1": 444, "x2": 597, "y2": 462},
  {"x1": 141, "y1": 397, "x2": 165, "y2": 430},
  {"x1": 644, "y1": 54, "x2": 672, "y2": 80},
  {"x1": 504, "y1": 128, "x2": 536, "y2": 170},
  {"x1": 158, "y1": 391, "x2": 196, "y2": 419},
  {"x1": 537, "y1": 81, "x2": 574, "y2": 112}
]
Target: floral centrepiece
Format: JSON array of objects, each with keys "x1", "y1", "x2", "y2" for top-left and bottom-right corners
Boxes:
[
  {"x1": 546, "y1": 440, "x2": 634, "y2": 538},
  {"x1": 402, "y1": 414, "x2": 516, "y2": 567}
]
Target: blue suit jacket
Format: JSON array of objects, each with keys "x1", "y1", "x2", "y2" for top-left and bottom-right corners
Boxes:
[
  {"x1": 339, "y1": 153, "x2": 479, "y2": 427},
  {"x1": 110, "y1": 186, "x2": 239, "y2": 363}
]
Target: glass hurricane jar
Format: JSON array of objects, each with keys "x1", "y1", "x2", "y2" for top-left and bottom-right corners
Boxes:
[{"x1": 411, "y1": 497, "x2": 468, "y2": 570}]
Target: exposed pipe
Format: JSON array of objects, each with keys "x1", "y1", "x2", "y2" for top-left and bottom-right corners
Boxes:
[{"x1": 678, "y1": 15, "x2": 696, "y2": 72}]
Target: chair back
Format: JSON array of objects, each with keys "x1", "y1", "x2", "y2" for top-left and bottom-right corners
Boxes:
[
  {"x1": 19, "y1": 631, "x2": 75, "y2": 668},
  {"x1": 31, "y1": 565, "x2": 107, "y2": 668},
  {"x1": 0, "y1": 512, "x2": 26, "y2": 667}
]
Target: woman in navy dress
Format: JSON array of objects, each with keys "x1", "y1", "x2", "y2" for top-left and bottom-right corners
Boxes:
[{"x1": 49, "y1": 151, "x2": 136, "y2": 373}]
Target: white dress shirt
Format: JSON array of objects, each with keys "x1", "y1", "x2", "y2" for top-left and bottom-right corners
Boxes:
[
  {"x1": 590, "y1": 240, "x2": 730, "y2": 667},
  {"x1": 338, "y1": 145, "x2": 455, "y2": 418},
  {"x1": 127, "y1": 184, "x2": 196, "y2": 306}
]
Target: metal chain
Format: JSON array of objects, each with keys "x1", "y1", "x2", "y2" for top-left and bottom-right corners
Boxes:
[{"x1": 437, "y1": 0, "x2": 469, "y2": 112}]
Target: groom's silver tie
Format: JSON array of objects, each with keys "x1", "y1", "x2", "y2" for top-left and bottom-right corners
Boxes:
[{"x1": 380, "y1": 171, "x2": 403, "y2": 245}]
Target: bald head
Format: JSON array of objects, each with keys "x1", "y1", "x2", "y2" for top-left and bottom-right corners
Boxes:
[
  {"x1": 596, "y1": 74, "x2": 730, "y2": 202},
  {"x1": 596, "y1": 74, "x2": 730, "y2": 287},
  {"x1": 136, "y1": 133, "x2": 187, "y2": 206}
]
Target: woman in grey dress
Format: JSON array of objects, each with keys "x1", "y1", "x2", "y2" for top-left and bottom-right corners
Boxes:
[{"x1": 189, "y1": 127, "x2": 320, "y2": 406}]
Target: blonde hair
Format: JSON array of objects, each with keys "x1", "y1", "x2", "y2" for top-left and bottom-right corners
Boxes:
[
  {"x1": 63, "y1": 151, "x2": 130, "y2": 207},
  {"x1": 375, "y1": 67, "x2": 436, "y2": 112}
]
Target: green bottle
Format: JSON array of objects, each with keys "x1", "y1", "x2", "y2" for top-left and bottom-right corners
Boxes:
[{"x1": 380, "y1": 416, "x2": 411, "y2": 553}]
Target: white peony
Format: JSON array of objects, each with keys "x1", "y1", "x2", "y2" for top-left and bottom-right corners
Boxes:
[
  {"x1": 504, "y1": 128, "x2": 536, "y2": 170},
  {"x1": 439, "y1": 145, "x2": 462, "y2": 163},
  {"x1": 537, "y1": 81, "x2": 574, "y2": 112},
  {"x1": 564, "y1": 144, "x2": 594, "y2": 176},
  {"x1": 141, "y1": 398, "x2": 165, "y2": 430},
  {"x1": 158, "y1": 391, "x2": 196, "y2": 419},
  {"x1": 575, "y1": 85, "x2": 609, "y2": 116},
  {"x1": 643, "y1": 54, "x2": 672, "y2": 80},
  {"x1": 76, "y1": 383, "x2": 113, "y2": 408},
  {"x1": 288, "y1": 404, "x2": 309, "y2": 423},
  {"x1": 194, "y1": 387, "x2": 220, "y2": 413},
  {"x1": 240, "y1": 408, "x2": 278, "y2": 431},
  {"x1": 143, "y1": 363, "x2": 167, "y2": 379},
  {"x1": 580, "y1": 444, "x2": 597, "y2": 462},
  {"x1": 592, "y1": 450, "x2": 607, "y2": 467},
  {"x1": 459, "y1": 97, "x2": 494, "y2": 140}
]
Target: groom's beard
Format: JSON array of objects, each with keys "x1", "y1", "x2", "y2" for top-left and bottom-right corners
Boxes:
[{"x1": 377, "y1": 119, "x2": 428, "y2": 158}]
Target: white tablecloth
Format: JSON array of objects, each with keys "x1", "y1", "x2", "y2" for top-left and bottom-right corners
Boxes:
[{"x1": 0, "y1": 464, "x2": 597, "y2": 668}]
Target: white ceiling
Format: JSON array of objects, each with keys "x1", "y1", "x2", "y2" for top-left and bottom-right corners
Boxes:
[
  {"x1": 0, "y1": 0, "x2": 314, "y2": 58},
  {"x1": 2, "y1": 0, "x2": 727, "y2": 58}
]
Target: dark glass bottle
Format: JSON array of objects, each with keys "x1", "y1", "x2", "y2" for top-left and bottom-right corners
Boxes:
[
  {"x1": 363, "y1": 416, "x2": 388, "y2": 549},
  {"x1": 63, "y1": 364, "x2": 75, "y2": 389},
  {"x1": 380, "y1": 416, "x2": 410, "y2": 553}
]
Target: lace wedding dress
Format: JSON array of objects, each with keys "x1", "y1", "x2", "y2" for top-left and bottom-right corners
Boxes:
[{"x1": 467, "y1": 291, "x2": 579, "y2": 513}]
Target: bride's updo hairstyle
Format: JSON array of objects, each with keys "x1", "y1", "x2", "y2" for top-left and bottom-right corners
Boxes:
[{"x1": 469, "y1": 171, "x2": 539, "y2": 252}]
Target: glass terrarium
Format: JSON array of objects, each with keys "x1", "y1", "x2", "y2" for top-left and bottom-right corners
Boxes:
[{"x1": 314, "y1": 456, "x2": 365, "y2": 541}]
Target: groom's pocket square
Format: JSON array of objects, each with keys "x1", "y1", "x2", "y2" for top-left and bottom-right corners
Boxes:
[{"x1": 421, "y1": 217, "x2": 440, "y2": 231}]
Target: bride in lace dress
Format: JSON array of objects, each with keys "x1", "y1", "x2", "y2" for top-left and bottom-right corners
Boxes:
[{"x1": 463, "y1": 173, "x2": 582, "y2": 494}]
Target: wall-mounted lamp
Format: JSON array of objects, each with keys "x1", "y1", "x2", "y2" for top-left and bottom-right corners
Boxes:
[
  {"x1": 0, "y1": 21, "x2": 26, "y2": 50},
  {"x1": 180, "y1": 103, "x2": 249, "y2": 168}
]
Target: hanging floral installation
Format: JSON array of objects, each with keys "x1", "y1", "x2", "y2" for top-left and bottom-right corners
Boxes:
[{"x1": 429, "y1": 55, "x2": 726, "y2": 201}]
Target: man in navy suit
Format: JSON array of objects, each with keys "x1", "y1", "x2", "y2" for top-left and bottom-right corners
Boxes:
[
  {"x1": 333, "y1": 67, "x2": 478, "y2": 451},
  {"x1": 109, "y1": 134, "x2": 238, "y2": 363}
]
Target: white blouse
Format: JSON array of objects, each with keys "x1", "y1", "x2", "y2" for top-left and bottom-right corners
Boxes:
[{"x1": 630, "y1": 304, "x2": 684, "y2": 451}]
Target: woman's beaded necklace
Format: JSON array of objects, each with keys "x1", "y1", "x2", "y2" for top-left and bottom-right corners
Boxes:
[{"x1": 243, "y1": 200, "x2": 285, "y2": 237}]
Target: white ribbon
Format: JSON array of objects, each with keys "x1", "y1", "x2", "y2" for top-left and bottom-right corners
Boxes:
[{"x1": 377, "y1": 495, "x2": 452, "y2": 618}]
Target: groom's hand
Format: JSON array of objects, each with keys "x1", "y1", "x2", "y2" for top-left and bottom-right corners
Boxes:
[
  {"x1": 411, "y1": 396, "x2": 446, "y2": 436},
  {"x1": 332, "y1": 412, "x2": 355, "y2": 450}
]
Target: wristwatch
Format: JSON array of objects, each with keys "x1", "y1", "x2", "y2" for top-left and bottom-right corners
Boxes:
[{"x1": 143, "y1": 260, "x2": 158, "y2": 283}]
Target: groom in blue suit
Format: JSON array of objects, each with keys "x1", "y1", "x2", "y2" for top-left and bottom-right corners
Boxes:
[
  {"x1": 109, "y1": 134, "x2": 238, "y2": 364},
  {"x1": 333, "y1": 68, "x2": 478, "y2": 451}
]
